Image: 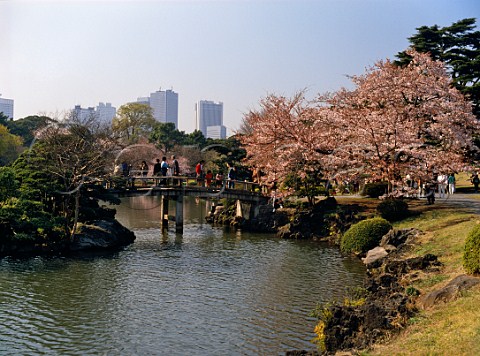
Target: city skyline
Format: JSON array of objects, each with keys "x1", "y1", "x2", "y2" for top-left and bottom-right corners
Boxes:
[{"x1": 1, "y1": 1, "x2": 478, "y2": 134}]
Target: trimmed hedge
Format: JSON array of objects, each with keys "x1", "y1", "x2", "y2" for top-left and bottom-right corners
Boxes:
[
  {"x1": 376, "y1": 199, "x2": 409, "y2": 222},
  {"x1": 362, "y1": 182, "x2": 388, "y2": 198},
  {"x1": 463, "y1": 224, "x2": 480, "y2": 274},
  {"x1": 340, "y1": 217, "x2": 392, "y2": 254}
]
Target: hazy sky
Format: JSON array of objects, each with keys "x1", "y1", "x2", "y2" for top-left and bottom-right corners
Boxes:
[{"x1": 1, "y1": 0, "x2": 479, "y2": 134}]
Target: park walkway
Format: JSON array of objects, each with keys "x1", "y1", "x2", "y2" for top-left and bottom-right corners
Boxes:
[{"x1": 432, "y1": 193, "x2": 480, "y2": 215}]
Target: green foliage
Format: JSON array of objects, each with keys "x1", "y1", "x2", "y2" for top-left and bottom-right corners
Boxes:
[
  {"x1": 0, "y1": 167, "x2": 18, "y2": 202},
  {"x1": 340, "y1": 217, "x2": 392, "y2": 254},
  {"x1": 283, "y1": 168, "x2": 326, "y2": 206},
  {"x1": 463, "y1": 224, "x2": 480, "y2": 274},
  {"x1": 150, "y1": 122, "x2": 187, "y2": 154},
  {"x1": 405, "y1": 285, "x2": 420, "y2": 297},
  {"x1": 362, "y1": 181, "x2": 388, "y2": 198},
  {"x1": 0, "y1": 124, "x2": 23, "y2": 166},
  {"x1": 5, "y1": 115, "x2": 52, "y2": 146},
  {"x1": 377, "y1": 198, "x2": 409, "y2": 222},
  {"x1": 396, "y1": 18, "x2": 480, "y2": 117}
]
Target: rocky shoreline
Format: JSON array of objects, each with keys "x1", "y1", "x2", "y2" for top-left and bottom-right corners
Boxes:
[{"x1": 0, "y1": 218, "x2": 135, "y2": 258}]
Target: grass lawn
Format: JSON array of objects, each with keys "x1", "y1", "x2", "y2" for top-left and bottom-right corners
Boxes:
[{"x1": 336, "y1": 186, "x2": 480, "y2": 355}]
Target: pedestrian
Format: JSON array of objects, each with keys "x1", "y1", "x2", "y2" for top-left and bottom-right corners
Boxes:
[
  {"x1": 196, "y1": 160, "x2": 205, "y2": 186},
  {"x1": 471, "y1": 173, "x2": 480, "y2": 193},
  {"x1": 447, "y1": 173, "x2": 456, "y2": 195},
  {"x1": 140, "y1": 160, "x2": 149, "y2": 186},
  {"x1": 153, "y1": 159, "x2": 162, "y2": 176},
  {"x1": 122, "y1": 161, "x2": 130, "y2": 177},
  {"x1": 425, "y1": 182, "x2": 435, "y2": 205},
  {"x1": 227, "y1": 165, "x2": 237, "y2": 189},
  {"x1": 205, "y1": 170, "x2": 213, "y2": 187},
  {"x1": 161, "y1": 156, "x2": 169, "y2": 185},
  {"x1": 171, "y1": 155, "x2": 180, "y2": 185},
  {"x1": 437, "y1": 173, "x2": 447, "y2": 198},
  {"x1": 215, "y1": 172, "x2": 224, "y2": 187}
]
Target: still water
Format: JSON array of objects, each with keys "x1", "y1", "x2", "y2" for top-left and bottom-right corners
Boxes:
[{"x1": 0, "y1": 196, "x2": 365, "y2": 355}]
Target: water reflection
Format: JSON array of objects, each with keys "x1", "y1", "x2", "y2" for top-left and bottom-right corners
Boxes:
[{"x1": 0, "y1": 196, "x2": 365, "y2": 355}]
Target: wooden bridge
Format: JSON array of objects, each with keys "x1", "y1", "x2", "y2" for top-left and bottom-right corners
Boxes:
[{"x1": 107, "y1": 175, "x2": 270, "y2": 233}]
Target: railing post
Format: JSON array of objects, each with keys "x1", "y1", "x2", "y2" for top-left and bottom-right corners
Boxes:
[
  {"x1": 161, "y1": 196, "x2": 169, "y2": 230},
  {"x1": 175, "y1": 194, "x2": 184, "y2": 234}
]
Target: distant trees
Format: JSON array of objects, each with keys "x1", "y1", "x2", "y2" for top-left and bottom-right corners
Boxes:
[
  {"x1": 396, "y1": 18, "x2": 480, "y2": 117},
  {"x1": 112, "y1": 103, "x2": 156, "y2": 144},
  {"x1": 0, "y1": 125, "x2": 23, "y2": 166}
]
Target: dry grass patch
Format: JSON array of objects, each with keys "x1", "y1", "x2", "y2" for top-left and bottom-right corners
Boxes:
[{"x1": 370, "y1": 285, "x2": 480, "y2": 355}]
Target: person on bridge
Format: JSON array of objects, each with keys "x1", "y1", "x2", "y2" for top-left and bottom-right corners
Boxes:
[
  {"x1": 196, "y1": 160, "x2": 205, "y2": 186},
  {"x1": 227, "y1": 165, "x2": 237, "y2": 189},
  {"x1": 215, "y1": 172, "x2": 224, "y2": 187},
  {"x1": 171, "y1": 155, "x2": 180, "y2": 185},
  {"x1": 140, "y1": 161, "x2": 149, "y2": 186},
  {"x1": 205, "y1": 170, "x2": 213, "y2": 187},
  {"x1": 161, "y1": 157, "x2": 169, "y2": 185}
]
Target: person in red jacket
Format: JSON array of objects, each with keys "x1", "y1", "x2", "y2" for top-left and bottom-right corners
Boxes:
[{"x1": 196, "y1": 160, "x2": 205, "y2": 186}]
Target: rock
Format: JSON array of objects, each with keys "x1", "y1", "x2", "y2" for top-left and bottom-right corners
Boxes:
[
  {"x1": 383, "y1": 254, "x2": 441, "y2": 276},
  {"x1": 70, "y1": 219, "x2": 136, "y2": 252},
  {"x1": 380, "y1": 228, "x2": 419, "y2": 248},
  {"x1": 419, "y1": 274, "x2": 480, "y2": 309},
  {"x1": 362, "y1": 246, "x2": 389, "y2": 268}
]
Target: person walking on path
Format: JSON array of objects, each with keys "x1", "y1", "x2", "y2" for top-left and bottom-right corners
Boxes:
[
  {"x1": 448, "y1": 173, "x2": 456, "y2": 195},
  {"x1": 471, "y1": 173, "x2": 480, "y2": 193},
  {"x1": 437, "y1": 173, "x2": 447, "y2": 198}
]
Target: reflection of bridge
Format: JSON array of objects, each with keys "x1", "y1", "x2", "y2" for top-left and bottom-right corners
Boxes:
[{"x1": 108, "y1": 177, "x2": 269, "y2": 233}]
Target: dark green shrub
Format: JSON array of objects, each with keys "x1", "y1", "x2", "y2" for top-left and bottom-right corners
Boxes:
[
  {"x1": 362, "y1": 182, "x2": 388, "y2": 198},
  {"x1": 463, "y1": 224, "x2": 480, "y2": 274},
  {"x1": 377, "y1": 198, "x2": 409, "y2": 222},
  {"x1": 340, "y1": 217, "x2": 392, "y2": 254}
]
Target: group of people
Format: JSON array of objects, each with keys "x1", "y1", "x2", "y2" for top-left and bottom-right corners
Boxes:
[
  {"x1": 116, "y1": 157, "x2": 244, "y2": 190},
  {"x1": 127, "y1": 156, "x2": 180, "y2": 186},
  {"x1": 195, "y1": 160, "x2": 237, "y2": 188}
]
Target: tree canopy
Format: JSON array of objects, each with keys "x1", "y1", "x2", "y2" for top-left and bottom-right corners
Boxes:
[
  {"x1": 241, "y1": 51, "x2": 478, "y2": 202},
  {"x1": 396, "y1": 18, "x2": 480, "y2": 117},
  {"x1": 112, "y1": 103, "x2": 156, "y2": 144}
]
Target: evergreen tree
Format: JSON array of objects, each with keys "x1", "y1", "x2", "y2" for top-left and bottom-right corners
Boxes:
[{"x1": 396, "y1": 18, "x2": 480, "y2": 117}]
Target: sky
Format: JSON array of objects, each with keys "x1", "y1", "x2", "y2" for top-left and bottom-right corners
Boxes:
[{"x1": 1, "y1": 0, "x2": 479, "y2": 135}]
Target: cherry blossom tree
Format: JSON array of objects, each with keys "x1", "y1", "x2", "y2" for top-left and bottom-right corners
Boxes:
[
  {"x1": 240, "y1": 91, "x2": 341, "y2": 204},
  {"x1": 322, "y1": 50, "x2": 479, "y2": 188}
]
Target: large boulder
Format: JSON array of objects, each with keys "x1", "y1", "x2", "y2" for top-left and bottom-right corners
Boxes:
[
  {"x1": 419, "y1": 274, "x2": 480, "y2": 309},
  {"x1": 70, "y1": 220, "x2": 135, "y2": 252}
]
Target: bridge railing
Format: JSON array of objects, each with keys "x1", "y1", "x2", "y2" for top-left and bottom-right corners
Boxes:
[{"x1": 108, "y1": 171, "x2": 266, "y2": 195}]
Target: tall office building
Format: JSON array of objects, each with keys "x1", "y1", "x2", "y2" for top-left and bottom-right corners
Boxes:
[
  {"x1": 96, "y1": 102, "x2": 116, "y2": 124},
  {"x1": 73, "y1": 105, "x2": 96, "y2": 121},
  {"x1": 73, "y1": 102, "x2": 116, "y2": 124},
  {"x1": 0, "y1": 94, "x2": 14, "y2": 119},
  {"x1": 195, "y1": 100, "x2": 226, "y2": 139},
  {"x1": 137, "y1": 88, "x2": 178, "y2": 128}
]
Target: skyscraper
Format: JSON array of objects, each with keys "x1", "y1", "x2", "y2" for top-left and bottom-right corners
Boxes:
[
  {"x1": 138, "y1": 88, "x2": 179, "y2": 128},
  {"x1": 0, "y1": 94, "x2": 14, "y2": 119},
  {"x1": 73, "y1": 102, "x2": 116, "y2": 124},
  {"x1": 96, "y1": 102, "x2": 116, "y2": 124},
  {"x1": 195, "y1": 100, "x2": 226, "y2": 139}
]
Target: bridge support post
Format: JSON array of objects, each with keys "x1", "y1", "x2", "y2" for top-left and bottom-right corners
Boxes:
[
  {"x1": 161, "y1": 196, "x2": 169, "y2": 230},
  {"x1": 175, "y1": 194, "x2": 184, "y2": 233}
]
